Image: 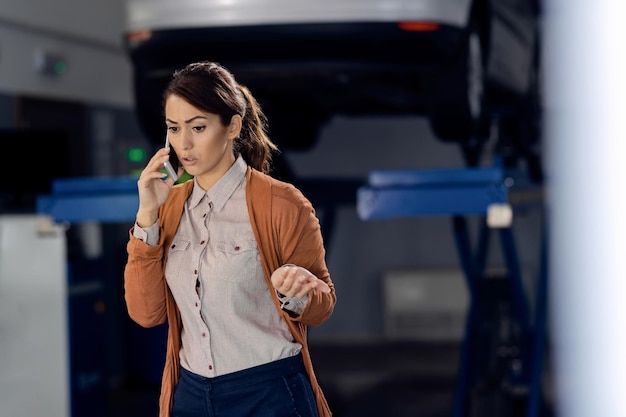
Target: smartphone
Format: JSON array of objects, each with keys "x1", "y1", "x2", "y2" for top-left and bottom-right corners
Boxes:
[{"x1": 164, "y1": 132, "x2": 179, "y2": 182}]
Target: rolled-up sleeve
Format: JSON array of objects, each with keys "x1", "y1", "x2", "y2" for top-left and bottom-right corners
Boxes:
[{"x1": 132, "y1": 221, "x2": 160, "y2": 246}]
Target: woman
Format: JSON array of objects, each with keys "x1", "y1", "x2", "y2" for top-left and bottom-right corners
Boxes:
[{"x1": 124, "y1": 61, "x2": 336, "y2": 417}]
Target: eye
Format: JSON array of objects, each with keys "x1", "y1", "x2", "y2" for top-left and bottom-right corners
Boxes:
[
  {"x1": 193, "y1": 125, "x2": 206, "y2": 133},
  {"x1": 167, "y1": 126, "x2": 179, "y2": 133}
]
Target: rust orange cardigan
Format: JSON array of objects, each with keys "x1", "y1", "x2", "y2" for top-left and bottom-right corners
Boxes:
[{"x1": 124, "y1": 167, "x2": 336, "y2": 417}]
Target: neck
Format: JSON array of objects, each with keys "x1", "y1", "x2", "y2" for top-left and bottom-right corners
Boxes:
[{"x1": 196, "y1": 154, "x2": 236, "y2": 191}]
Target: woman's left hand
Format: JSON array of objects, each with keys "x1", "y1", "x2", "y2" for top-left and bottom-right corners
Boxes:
[{"x1": 271, "y1": 264, "x2": 331, "y2": 298}]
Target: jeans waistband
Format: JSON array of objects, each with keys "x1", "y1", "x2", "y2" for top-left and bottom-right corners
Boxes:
[{"x1": 180, "y1": 353, "x2": 305, "y2": 392}]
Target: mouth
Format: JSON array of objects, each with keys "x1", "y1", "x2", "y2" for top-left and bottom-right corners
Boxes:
[{"x1": 179, "y1": 155, "x2": 196, "y2": 165}]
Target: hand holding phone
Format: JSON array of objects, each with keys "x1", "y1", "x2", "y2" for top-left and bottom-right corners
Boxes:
[{"x1": 163, "y1": 132, "x2": 178, "y2": 182}]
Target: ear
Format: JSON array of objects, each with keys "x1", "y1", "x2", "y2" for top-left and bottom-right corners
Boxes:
[{"x1": 228, "y1": 114, "x2": 242, "y2": 140}]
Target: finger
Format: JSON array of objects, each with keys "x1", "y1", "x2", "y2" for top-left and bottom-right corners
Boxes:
[
  {"x1": 138, "y1": 170, "x2": 173, "y2": 186},
  {"x1": 301, "y1": 278, "x2": 331, "y2": 296},
  {"x1": 271, "y1": 269, "x2": 293, "y2": 293},
  {"x1": 144, "y1": 150, "x2": 170, "y2": 170},
  {"x1": 278, "y1": 265, "x2": 299, "y2": 284},
  {"x1": 291, "y1": 275, "x2": 326, "y2": 298},
  {"x1": 280, "y1": 273, "x2": 308, "y2": 297},
  {"x1": 277, "y1": 268, "x2": 294, "y2": 291},
  {"x1": 162, "y1": 174, "x2": 176, "y2": 185},
  {"x1": 291, "y1": 277, "x2": 315, "y2": 298},
  {"x1": 313, "y1": 279, "x2": 331, "y2": 294},
  {"x1": 145, "y1": 152, "x2": 174, "y2": 175}
]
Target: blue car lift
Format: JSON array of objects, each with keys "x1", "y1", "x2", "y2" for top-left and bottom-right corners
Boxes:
[
  {"x1": 357, "y1": 165, "x2": 548, "y2": 417},
  {"x1": 36, "y1": 176, "x2": 142, "y2": 223},
  {"x1": 36, "y1": 175, "x2": 361, "y2": 241}
]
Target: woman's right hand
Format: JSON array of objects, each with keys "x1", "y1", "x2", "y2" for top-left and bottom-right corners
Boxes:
[{"x1": 135, "y1": 148, "x2": 178, "y2": 227}]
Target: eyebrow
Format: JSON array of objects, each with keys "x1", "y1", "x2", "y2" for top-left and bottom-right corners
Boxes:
[{"x1": 166, "y1": 115, "x2": 208, "y2": 124}]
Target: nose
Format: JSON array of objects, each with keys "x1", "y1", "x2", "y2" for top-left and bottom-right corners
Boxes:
[{"x1": 178, "y1": 129, "x2": 193, "y2": 150}]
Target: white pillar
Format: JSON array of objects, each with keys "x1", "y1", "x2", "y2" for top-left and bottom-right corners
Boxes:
[
  {"x1": 545, "y1": 1, "x2": 626, "y2": 416},
  {"x1": 0, "y1": 215, "x2": 70, "y2": 417}
]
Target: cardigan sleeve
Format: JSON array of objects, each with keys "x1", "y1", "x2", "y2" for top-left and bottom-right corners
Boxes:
[
  {"x1": 123, "y1": 181, "x2": 193, "y2": 328},
  {"x1": 124, "y1": 229, "x2": 168, "y2": 327},
  {"x1": 246, "y1": 168, "x2": 336, "y2": 326},
  {"x1": 273, "y1": 188, "x2": 336, "y2": 327}
]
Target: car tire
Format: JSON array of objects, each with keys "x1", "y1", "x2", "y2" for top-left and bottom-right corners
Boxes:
[
  {"x1": 428, "y1": 24, "x2": 487, "y2": 143},
  {"x1": 264, "y1": 105, "x2": 329, "y2": 151}
]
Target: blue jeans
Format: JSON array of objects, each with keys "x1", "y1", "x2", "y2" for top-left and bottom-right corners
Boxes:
[{"x1": 172, "y1": 354, "x2": 319, "y2": 417}]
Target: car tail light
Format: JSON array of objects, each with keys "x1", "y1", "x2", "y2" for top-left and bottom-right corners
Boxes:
[
  {"x1": 398, "y1": 21, "x2": 440, "y2": 32},
  {"x1": 126, "y1": 30, "x2": 153, "y2": 44}
]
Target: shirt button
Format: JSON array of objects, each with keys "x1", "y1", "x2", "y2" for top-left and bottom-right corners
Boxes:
[
  {"x1": 195, "y1": 302, "x2": 198, "y2": 307},
  {"x1": 171, "y1": 244, "x2": 176, "y2": 249},
  {"x1": 202, "y1": 332, "x2": 206, "y2": 337},
  {"x1": 194, "y1": 269, "x2": 198, "y2": 275},
  {"x1": 208, "y1": 365, "x2": 213, "y2": 370},
  {"x1": 203, "y1": 213, "x2": 207, "y2": 218},
  {"x1": 234, "y1": 246, "x2": 240, "y2": 251},
  {"x1": 200, "y1": 240, "x2": 205, "y2": 245}
]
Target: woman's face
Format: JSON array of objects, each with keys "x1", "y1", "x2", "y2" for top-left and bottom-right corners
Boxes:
[{"x1": 164, "y1": 94, "x2": 241, "y2": 190}]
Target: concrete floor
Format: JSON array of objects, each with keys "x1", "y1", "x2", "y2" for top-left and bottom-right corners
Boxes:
[{"x1": 311, "y1": 340, "x2": 459, "y2": 417}]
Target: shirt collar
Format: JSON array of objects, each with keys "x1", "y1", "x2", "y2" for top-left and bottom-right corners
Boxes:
[{"x1": 189, "y1": 155, "x2": 247, "y2": 211}]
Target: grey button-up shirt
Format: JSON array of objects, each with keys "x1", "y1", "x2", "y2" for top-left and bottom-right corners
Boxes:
[{"x1": 133, "y1": 156, "x2": 302, "y2": 377}]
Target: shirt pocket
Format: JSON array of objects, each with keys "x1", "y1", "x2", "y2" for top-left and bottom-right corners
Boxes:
[
  {"x1": 215, "y1": 238, "x2": 259, "y2": 282},
  {"x1": 165, "y1": 238, "x2": 191, "y2": 281}
]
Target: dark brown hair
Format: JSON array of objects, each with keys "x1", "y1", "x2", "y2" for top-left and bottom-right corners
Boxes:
[{"x1": 163, "y1": 61, "x2": 278, "y2": 173}]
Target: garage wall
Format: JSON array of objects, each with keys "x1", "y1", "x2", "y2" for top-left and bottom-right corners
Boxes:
[{"x1": 0, "y1": 0, "x2": 133, "y2": 107}]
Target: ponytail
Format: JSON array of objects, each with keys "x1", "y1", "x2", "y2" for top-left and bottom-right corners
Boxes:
[{"x1": 235, "y1": 84, "x2": 278, "y2": 174}]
